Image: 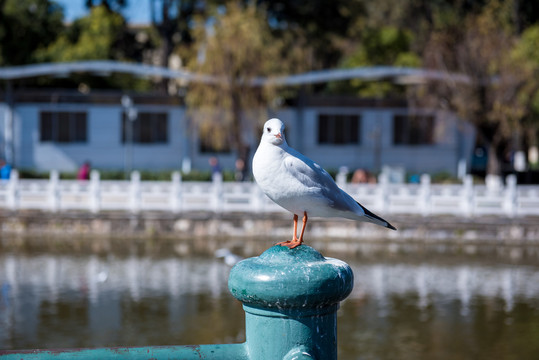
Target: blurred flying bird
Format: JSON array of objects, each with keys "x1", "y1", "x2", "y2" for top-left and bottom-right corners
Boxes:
[
  {"x1": 215, "y1": 248, "x2": 243, "y2": 266},
  {"x1": 252, "y1": 118, "x2": 396, "y2": 248}
]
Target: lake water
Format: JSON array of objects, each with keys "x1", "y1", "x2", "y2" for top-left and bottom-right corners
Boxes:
[{"x1": 1, "y1": 249, "x2": 539, "y2": 359}]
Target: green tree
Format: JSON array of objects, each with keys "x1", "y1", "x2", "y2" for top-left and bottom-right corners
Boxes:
[
  {"x1": 330, "y1": 26, "x2": 421, "y2": 97},
  {"x1": 36, "y1": 5, "x2": 125, "y2": 61},
  {"x1": 0, "y1": 0, "x2": 63, "y2": 65},
  {"x1": 419, "y1": 0, "x2": 531, "y2": 175},
  {"x1": 186, "y1": 1, "x2": 306, "y2": 162},
  {"x1": 148, "y1": 0, "x2": 212, "y2": 91},
  {"x1": 35, "y1": 5, "x2": 153, "y2": 90},
  {"x1": 511, "y1": 24, "x2": 539, "y2": 157},
  {"x1": 260, "y1": 0, "x2": 365, "y2": 69}
]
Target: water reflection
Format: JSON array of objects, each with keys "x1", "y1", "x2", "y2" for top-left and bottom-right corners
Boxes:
[
  {"x1": 342, "y1": 262, "x2": 539, "y2": 360},
  {"x1": 1, "y1": 252, "x2": 539, "y2": 359},
  {"x1": 0, "y1": 255, "x2": 243, "y2": 349},
  {"x1": 349, "y1": 263, "x2": 539, "y2": 314}
]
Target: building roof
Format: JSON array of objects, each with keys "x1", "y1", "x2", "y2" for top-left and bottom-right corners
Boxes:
[
  {"x1": 0, "y1": 89, "x2": 182, "y2": 105},
  {"x1": 0, "y1": 61, "x2": 470, "y2": 85}
]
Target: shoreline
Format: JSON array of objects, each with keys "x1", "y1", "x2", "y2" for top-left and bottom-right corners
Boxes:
[{"x1": 1, "y1": 210, "x2": 538, "y2": 260}]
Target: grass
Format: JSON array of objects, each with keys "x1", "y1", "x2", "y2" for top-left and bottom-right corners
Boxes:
[{"x1": 18, "y1": 168, "x2": 242, "y2": 182}]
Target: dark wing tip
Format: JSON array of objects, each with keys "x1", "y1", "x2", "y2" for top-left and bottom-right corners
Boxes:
[
  {"x1": 386, "y1": 222, "x2": 397, "y2": 231},
  {"x1": 357, "y1": 201, "x2": 397, "y2": 231}
]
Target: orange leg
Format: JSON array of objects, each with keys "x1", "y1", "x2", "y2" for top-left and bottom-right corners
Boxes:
[
  {"x1": 292, "y1": 214, "x2": 299, "y2": 242},
  {"x1": 298, "y1": 212, "x2": 308, "y2": 243},
  {"x1": 277, "y1": 212, "x2": 307, "y2": 249}
]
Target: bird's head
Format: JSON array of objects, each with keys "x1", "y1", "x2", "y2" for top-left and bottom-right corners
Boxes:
[{"x1": 261, "y1": 118, "x2": 286, "y2": 146}]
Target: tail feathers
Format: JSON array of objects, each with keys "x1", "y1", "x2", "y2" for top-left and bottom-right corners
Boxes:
[{"x1": 357, "y1": 202, "x2": 397, "y2": 230}]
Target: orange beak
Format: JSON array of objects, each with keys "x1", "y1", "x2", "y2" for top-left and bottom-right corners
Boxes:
[{"x1": 275, "y1": 133, "x2": 282, "y2": 139}]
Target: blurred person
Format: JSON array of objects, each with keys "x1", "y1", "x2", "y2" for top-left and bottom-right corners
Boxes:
[
  {"x1": 351, "y1": 168, "x2": 368, "y2": 183},
  {"x1": 409, "y1": 174, "x2": 420, "y2": 183},
  {"x1": 209, "y1": 156, "x2": 221, "y2": 175},
  {"x1": 0, "y1": 159, "x2": 12, "y2": 180},
  {"x1": 77, "y1": 161, "x2": 91, "y2": 180},
  {"x1": 235, "y1": 158, "x2": 247, "y2": 181}
]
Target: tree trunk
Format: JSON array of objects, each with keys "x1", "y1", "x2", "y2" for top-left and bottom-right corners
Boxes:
[
  {"x1": 476, "y1": 122, "x2": 503, "y2": 176},
  {"x1": 231, "y1": 88, "x2": 250, "y2": 172},
  {"x1": 487, "y1": 141, "x2": 501, "y2": 176}
]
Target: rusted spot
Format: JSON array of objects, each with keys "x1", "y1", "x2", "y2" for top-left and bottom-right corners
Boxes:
[
  {"x1": 107, "y1": 346, "x2": 131, "y2": 354},
  {"x1": 0, "y1": 348, "x2": 82, "y2": 355},
  {"x1": 184, "y1": 344, "x2": 205, "y2": 359},
  {"x1": 0, "y1": 345, "x2": 218, "y2": 359}
]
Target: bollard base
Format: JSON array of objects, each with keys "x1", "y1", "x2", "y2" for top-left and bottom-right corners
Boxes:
[{"x1": 229, "y1": 244, "x2": 354, "y2": 360}]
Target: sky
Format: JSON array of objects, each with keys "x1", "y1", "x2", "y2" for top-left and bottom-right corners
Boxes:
[{"x1": 55, "y1": 0, "x2": 152, "y2": 24}]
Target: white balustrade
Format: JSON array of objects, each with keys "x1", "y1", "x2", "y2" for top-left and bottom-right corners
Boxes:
[{"x1": 0, "y1": 171, "x2": 537, "y2": 217}]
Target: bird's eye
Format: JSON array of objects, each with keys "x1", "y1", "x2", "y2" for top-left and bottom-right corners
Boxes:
[{"x1": 266, "y1": 127, "x2": 271, "y2": 132}]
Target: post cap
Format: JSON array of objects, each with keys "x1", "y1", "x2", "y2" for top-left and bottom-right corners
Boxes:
[{"x1": 228, "y1": 245, "x2": 353, "y2": 309}]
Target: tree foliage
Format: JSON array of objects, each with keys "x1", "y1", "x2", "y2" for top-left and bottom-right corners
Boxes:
[
  {"x1": 330, "y1": 26, "x2": 421, "y2": 97},
  {"x1": 259, "y1": 0, "x2": 364, "y2": 69},
  {"x1": 417, "y1": 0, "x2": 537, "y2": 174},
  {"x1": 0, "y1": 0, "x2": 63, "y2": 65},
  {"x1": 511, "y1": 24, "x2": 539, "y2": 148},
  {"x1": 33, "y1": 5, "x2": 155, "y2": 90},
  {"x1": 36, "y1": 5, "x2": 125, "y2": 62},
  {"x1": 185, "y1": 1, "x2": 308, "y2": 159}
]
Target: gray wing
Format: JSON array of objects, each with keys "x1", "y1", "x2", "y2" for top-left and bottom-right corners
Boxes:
[
  {"x1": 283, "y1": 148, "x2": 396, "y2": 229},
  {"x1": 283, "y1": 150, "x2": 358, "y2": 212}
]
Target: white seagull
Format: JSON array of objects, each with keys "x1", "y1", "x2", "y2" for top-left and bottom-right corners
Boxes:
[{"x1": 253, "y1": 118, "x2": 396, "y2": 249}]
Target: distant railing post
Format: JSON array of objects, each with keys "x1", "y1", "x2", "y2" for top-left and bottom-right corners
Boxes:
[
  {"x1": 336, "y1": 166, "x2": 348, "y2": 188},
  {"x1": 462, "y1": 174, "x2": 474, "y2": 216},
  {"x1": 485, "y1": 174, "x2": 502, "y2": 194},
  {"x1": 377, "y1": 172, "x2": 389, "y2": 213},
  {"x1": 89, "y1": 170, "x2": 100, "y2": 213},
  {"x1": 504, "y1": 174, "x2": 517, "y2": 217},
  {"x1": 419, "y1": 174, "x2": 431, "y2": 216},
  {"x1": 6, "y1": 169, "x2": 18, "y2": 210},
  {"x1": 171, "y1": 171, "x2": 182, "y2": 213},
  {"x1": 212, "y1": 172, "x2": 223, "y2": 213},
  {"x1": 229, "y1": 245, "x2": 354, "y2": 360},
  {"x1": 129, "y1": 171, "x2": 141, "y2": 213},
  {"x1": 48, "y1": 170, "x2": 60, "y2": 212}
]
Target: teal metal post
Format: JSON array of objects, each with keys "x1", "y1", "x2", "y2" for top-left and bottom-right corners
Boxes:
[
  {"x1": 229, "y1": 245, "x2": 354, "y2": 360},
  {"x1": 0, "y1": 245, "x2": 353, "y2": 360},
  {"x1": 0, "y1": 344, "x2": 248, "y2": 359}
]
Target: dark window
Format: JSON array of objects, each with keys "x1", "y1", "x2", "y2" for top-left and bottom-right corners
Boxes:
[
  {"x1": 318, "y1": 114, "x2": 360, "y2": 145},
  {"x1": 74, "y1": 115, "x2": 86, "y2": 142},
  {"x1": 122, "y1": 112, "x2": 168, "y2": 144},
  {"x1": 393, "y1": 115, "x2": 435, "y2": 145},
  {"x1": 39, "y1": 111, "x2": 87, "y2": 143},
  {"x1": 40, "y1": 112, "x2": 53, "y2": 141}
]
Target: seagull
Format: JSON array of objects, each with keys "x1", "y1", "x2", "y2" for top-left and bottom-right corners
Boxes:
[{"x1": 252, "y1": 118, "x2": 396, "y2": 249}]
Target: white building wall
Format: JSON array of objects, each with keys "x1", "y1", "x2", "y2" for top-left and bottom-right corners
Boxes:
[
  {"x1": 380, "y1": 109, "x2": 460, "y2": 174},
  {"x1": 14, "y1": 103, "x2": 185, "y2": 171},
  {"x1": 0, "y1": 104, "x2": 6, "y2": 158},
  {"x1": 299, "y1": 108, "x2": 365, "y2": 171},
  {"x1": 125, "y1": 105, "x2": 185, "y2": 170},
  {"x1": 3, "y1": 100, "x2": 475, "y2": 176},
  {"x1": 17, "y1": 105, "x2": 39, "y2": 168},
  {"x1": 289, "y1": 107, "x2": 464, "y2": 174}
]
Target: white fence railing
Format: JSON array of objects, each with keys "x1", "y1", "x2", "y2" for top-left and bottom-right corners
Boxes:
[{"x1": 0, "y1": 170, "x2": 538, "y2": 217}]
